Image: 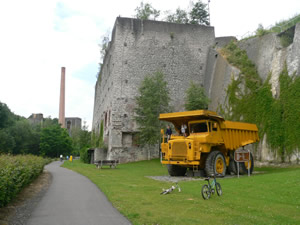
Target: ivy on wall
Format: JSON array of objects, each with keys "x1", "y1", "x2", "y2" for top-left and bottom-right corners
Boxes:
[{"x1": 219, "y1": 41, "x2": 300, "y2": 161}]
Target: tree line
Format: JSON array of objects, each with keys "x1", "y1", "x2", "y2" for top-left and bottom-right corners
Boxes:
[
  {"x1": 0, "y1": 102, "x2": 91, "y2": 158},
  {"x1": 134, "y1": 0, "x2": 210, "y2": 25}
]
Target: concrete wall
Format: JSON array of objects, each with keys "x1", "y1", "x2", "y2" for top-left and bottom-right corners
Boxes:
[
  {"x1": 28, "y1": 113, "x2": 44, "y2": 125},
  {"x1": 204, "y1": 48, "x2": 240, "y2": 111},
  {"x1": 94, "y1": 148, "x2": 108, "y2": 162},
  {"x1": 65, "y1": 117, "x2": 82, "y2": 136},
  {"x1": 65, "y1": 117, "x2": 82, "y2": 129},
  {"x1": 92, "y1": 17, "x2": 215, "y2": 162}
]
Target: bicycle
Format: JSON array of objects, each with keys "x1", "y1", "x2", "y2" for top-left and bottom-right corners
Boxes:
[
  {"x1": 160, "y1": 183, "x2": 181, "y2": 195},
  {"x1": 201, "y1": 175, "x2": 222, "y2": 200}
]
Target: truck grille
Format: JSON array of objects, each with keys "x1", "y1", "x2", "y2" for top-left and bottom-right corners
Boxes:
[{"x1": 172, "y1": 142, "x2": 187, "y2": 157}]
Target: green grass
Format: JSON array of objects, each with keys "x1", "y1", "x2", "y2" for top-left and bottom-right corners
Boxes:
[{"x1": 63, "y1": 159, "x2": 300, "y2": 225}]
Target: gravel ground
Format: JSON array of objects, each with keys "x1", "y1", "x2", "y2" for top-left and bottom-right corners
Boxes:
[
  {"x1": 0, "y1": 170, "x2": 52, "y2": 225},
  {"x1": 146, "y1": 171, "x2": 265, "y2": 183},
  {"x1": 146, "y1": 176, "x2": 204, "y2": 183}
]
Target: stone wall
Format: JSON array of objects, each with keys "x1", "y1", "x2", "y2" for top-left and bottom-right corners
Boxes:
[
  {"x1": 92, "y1": 17, "x2": 300, "y2": 163},
  {"x1": 92, "y1": 17, "x2": 215, "y2": 162}
]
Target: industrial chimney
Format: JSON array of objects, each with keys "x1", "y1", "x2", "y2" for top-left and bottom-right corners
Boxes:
[{"x1": 59, "y1": 67, "x2": 66, "y2": 128}]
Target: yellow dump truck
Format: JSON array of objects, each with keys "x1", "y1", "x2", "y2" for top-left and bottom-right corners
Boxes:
[{"x1": 159, "y1": 110, "x2": 259, "y2": 176}]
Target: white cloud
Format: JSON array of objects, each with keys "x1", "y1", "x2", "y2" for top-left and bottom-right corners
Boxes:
[{"x1": 211, "y1": 0, "x2": 300, "y2": 38}]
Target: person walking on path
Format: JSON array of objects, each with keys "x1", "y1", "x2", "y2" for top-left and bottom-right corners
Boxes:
[{"x1": 27, "y1": 161, "x2": 131, "y2": 225}]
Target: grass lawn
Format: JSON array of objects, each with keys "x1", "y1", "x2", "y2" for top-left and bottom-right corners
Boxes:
[{"x1": 63, "y1": 159, "x2": 300, "y2": 225}]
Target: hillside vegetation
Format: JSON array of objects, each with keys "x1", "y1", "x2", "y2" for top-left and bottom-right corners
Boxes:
[
  {"x1": 245, "y1": 14, "x2": 300, "y2": 40},
  {"x1": 219, "y1": 41, "x2": 300, "y2": 162}
]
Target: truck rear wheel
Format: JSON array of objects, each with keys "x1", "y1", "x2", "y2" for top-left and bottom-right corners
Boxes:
[
  {"x1": 239, "y1": 152, "x2": 254, "y2": 174},
  {"x1": 167, "y1": 165, "x2": 187, "y2": 176},
  {"x1": 228, "y1": 159, "x2": 237, "y2": 175},
  {"x1": 205, "y1": 151, "x2": 226, "y2": 177}
]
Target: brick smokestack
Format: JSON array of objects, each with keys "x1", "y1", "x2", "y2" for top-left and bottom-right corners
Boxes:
[{"x1": 59, "y1": 67, "x2": 66, "y2": 128}]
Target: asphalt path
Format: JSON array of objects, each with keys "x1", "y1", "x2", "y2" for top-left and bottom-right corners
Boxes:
[{"x1": 27, "y1": 161, "x2": 131, "y2": 225}]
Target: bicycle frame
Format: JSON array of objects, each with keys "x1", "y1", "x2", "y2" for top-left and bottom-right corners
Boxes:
[
  {"x1": 206, "y1": 176, "x2": 217, "y2": 191},
  {"x1": 208, "y1": 177, "x2": 216, "y2": 189}
]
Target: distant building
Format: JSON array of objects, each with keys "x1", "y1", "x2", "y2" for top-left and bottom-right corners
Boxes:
[
  {"x1": 65, "y1": 117, "x2": 82, "y2": 135},
  {"x1": 28, "y1": 113, "x2": 44, "y2": 125}
]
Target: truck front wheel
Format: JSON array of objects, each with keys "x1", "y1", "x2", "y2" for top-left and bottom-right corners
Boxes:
[
  {"x1": 205, "y1": 151, "x2": 226, "y2": 177},
  {"x1": 167, "y1": 165, "x2": 187, "y2": 176}
]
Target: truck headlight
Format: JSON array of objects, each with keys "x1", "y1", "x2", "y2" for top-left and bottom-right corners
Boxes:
[{"x1": 188, "y1": 143, "x2": 191, "y2": 149}]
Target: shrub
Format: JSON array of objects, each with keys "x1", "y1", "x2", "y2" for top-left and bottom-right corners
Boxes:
[
  {"x1": 80, "y1": 148, "x2": 89, "y2": 164},
  {"x1": 0, "y1": 154, "x2": 50, "y2": 207}
]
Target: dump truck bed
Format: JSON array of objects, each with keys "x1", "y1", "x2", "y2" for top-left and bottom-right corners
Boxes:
[
  {"x1": 221, "y1": 121, "x2": 259, "y2": 150},
  {"x1": 159, "y1": 110, "x2": 259, "y2": 150}
]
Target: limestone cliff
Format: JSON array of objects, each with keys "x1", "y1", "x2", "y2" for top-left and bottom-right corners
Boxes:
[{"x1": 205, "y1": 24, "x2": 300, "y2": 162}]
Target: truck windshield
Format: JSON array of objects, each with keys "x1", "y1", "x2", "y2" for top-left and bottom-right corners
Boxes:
[{"x1": 190, "y1": 122, "x2": 208, "y2": 133}]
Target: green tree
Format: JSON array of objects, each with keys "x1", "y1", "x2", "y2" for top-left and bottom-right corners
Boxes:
[
  {"x1": 135, "y1": 71, "x2": 170, "y2": 146},
  {"x1": 0, "y1": 130, "x2": 15, "y2": 154},
  {"x1": 255, "y1": 24, "x2": 269, "y2": 37},
  {"x1": 165, "y1": 8, "x2": 189, "y2": 24},
  {"x1": 189, "y1": 0, "x2": 210, "y2": 25},
  {"x1": 185, "y1": 81, "x2": 210, "y2": 110},
  {"x1": 40, "y1": 124, "x2": 72, "y2": 158},
  {"x1": 71, "y1": 121, "x2": 91, "y2": 156},
  {"x1": 0, "y1": 102, "x2": 14, "y2": 129},
  {"x1": 9, "y1": 120, "x2": 39, "y2": 155},
  {"x1": 42, "y1": 117, "x2": 59, "y2": 128},
  {"x1": 134, "y1": 2, "x2": 160, "y2": 20}
]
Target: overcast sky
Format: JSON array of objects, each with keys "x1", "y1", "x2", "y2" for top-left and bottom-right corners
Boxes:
[{"x1": 0, "y1": 0, "x2": 299, "y2": 130}]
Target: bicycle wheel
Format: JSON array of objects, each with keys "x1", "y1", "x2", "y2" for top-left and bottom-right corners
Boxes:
[
  {"x1": 216, "y1": 182, "x2": 222, "y2": 196},
  {"x1": 201, "y1": 184, "x2": 211, "y2": 200}
]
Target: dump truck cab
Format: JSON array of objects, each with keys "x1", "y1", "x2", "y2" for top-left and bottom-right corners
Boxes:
[{"x1": 160, "y1": 110, "x2": 259, "y2": 177}]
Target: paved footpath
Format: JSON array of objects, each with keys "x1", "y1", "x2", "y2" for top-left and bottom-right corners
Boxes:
[{"x1": 27, "y1": 161, "x2": 131, "y2": 225}]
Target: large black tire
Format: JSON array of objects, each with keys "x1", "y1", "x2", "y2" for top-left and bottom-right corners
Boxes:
[
  {"x1": 239, "y1": 152, "x2": 254, "y2": 175},
  {"x1": 167, "y1": 165, "x2": 187, "y2": 176},
  {"x1": 216, "y1": 182, "x2": 222, "y2": 196},
  {"x1": 201, "y1": 184, "x2": 210, "y2": 200},
  {"x1": 228, "y1": 159, "x2": 237, "y2": 175},
  {"x1": 205, "y1": 151, "x2": 226, "y2": 177}
]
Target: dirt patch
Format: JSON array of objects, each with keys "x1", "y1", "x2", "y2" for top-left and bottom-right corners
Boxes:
[{"x1": 0, "y1": 170, "x2": 52, "y2": 225}]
